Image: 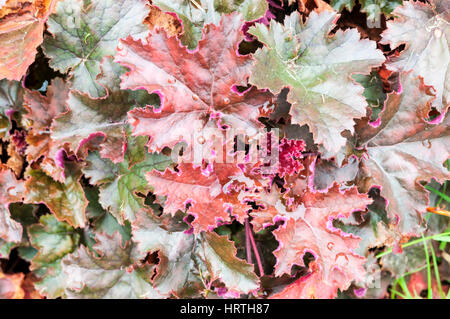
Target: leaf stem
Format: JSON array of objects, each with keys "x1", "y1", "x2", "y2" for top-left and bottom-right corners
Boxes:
[
  {"x1": 247, "y1": 220, "x2": 264, "y2": 277},
  {"x1": 245, "y1": 218, "x2": 253, "y2": 264}
]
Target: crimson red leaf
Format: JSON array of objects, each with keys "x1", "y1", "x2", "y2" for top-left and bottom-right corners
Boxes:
[{"x1": 115, "y1": 13, "x2": 273, "y2": 152}]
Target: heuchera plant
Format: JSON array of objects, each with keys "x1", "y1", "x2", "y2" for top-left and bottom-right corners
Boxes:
[{"x1": 0, "y1": 0, "x2": 448, "y2": 299}]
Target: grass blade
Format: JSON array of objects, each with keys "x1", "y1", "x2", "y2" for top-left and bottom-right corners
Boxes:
[
  {"x1": 434, "y1": 235, "x2": 450, "y2": 242},
  {"x1": 429, "y1": 242, "x2": 444, "y2": 298},
  {"x1": 422, "y1": 236, "x2": 433, "y2": 299},
  {"x1": 397, "y1": 277, "x2": 413, "y2": 299},
  {"x1": 376, "y1": 232, "x2": 450, "y2": 258},
  {"x1": 425, "y1": 185, "x2": 450, "y2": 203}
]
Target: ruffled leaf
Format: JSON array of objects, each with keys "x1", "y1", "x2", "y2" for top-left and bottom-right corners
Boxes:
[
  {"x1": 313, "y1": 156, "x2": 359, "y2": 191},
  {"x1": 24, "y1": 166, "x2": 88, "y2": 228},
  {"x1": 115, "y1": 13, "x2": 272, "y2": 152},
  {"x1": 0, "y1": 0, "x2": 57, "y2": 80},
  {"x1": 332, "y1": 0, "x2": 403, "y2": 23},
  {"x1": 357, "y1": 71, "x2": 450, "y2": 236},
  {"x1": 353, "y1": 71, "x2": 387, "y2": 123},
  {"x1": 146, "y1": 163, "x2": 250, "y2": 233},
  {"x1": 24, "y1": 77, "x2": 70, "y2": 181},
  {"x1": 380, "y1": 0, "x2": 449, "y2": 112},
  {"x1": 43, "y1": 0, "x2": 150, "y2": 97},
  {"x1": 153, "y1": 0, "x2": 268, "y2": 49},
  {"x1": 82, "y1": 135, "x2": 172, "y2": 223},
  {"x1": 28, "y1": 214, "x2": 80, "y2": 298},
  {"x1": 200, "y1": 232, "x2": 259, "y2": 294},
  {"x1": 270, "y1": 184, "x2": 372, "y2": 298},
  {"x1": 249, "y1": 11, "x2": 385, "y2": 154},
  {"x1": 50, "y1": 57, "x2": 158, "y2": 163},
  {"x1": 131, "y1": 209, "x2": 194, "y2": 296},
  {"x1": 62, "y1": 232, "x2": 162, "y2": 298},
  {"x1": 0, "y1": 271, "x2": 25, "y2": 299},
  {"x1": 0, "y1": 79, "x2": 24, "y2": 140},
  {"x1": 0, "y1": 167, "x2": 26, "y2": 243},
  {"x1": 271, "y1": 270, "x2": 345, "y2": 299}
]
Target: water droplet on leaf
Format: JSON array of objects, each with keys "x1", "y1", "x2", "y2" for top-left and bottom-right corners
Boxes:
[
  {"x1": 335, "y1": 252, "x2": 349, "y2": 265},
  {"x1": 197, "y1": 136, "x2": 206, "y2": 144},
  {"x1": 8, "y1": 188, "x2": 17, "y2": 197},
  {"x1": 434, "y1": 28, "x2": 442, "y2": 38}
]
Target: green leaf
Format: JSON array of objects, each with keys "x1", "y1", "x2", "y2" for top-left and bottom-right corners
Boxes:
[
  {"x1": 50, "y1": 57, "x2": 159, "y2": 164},
  {"x1": 132, "y1": 210, "x2": 195, "y2": 296},
  {"x1": 28, "y1": 214, "x2": 80, "y2": 298},
  {"x1": 62, "y1": 232, "x2": 162, "y2": 298},
  {"x1": 132, "y1": 220, "x2": 260, "y2": 296},
  {"x1": 82, "y1": 135, "x2": 173, "y2": 223},
  {"x1": 154, "y1": 0, "x2": 268, "y2": 49},
  {"x1": 84, "y1": 185, "x2": 131, "y2": 242},
  {"x1": 24, "y1": 166, "x2": 88, "y2": 228},
  {"x1": 0, "y1": 203, "x2": 39, "y2": 259},
  {"x1": 200, "y1": 232, "x2": 259, "y2": 294},
  {"x1": 0, "y1": 79, "x2": 24, "y2": 139},
  {"x1": 42, "y1": 0, "x2": 150, "y2": 97},
  {"x1": 249, "y1": 11, "x2": 385, "y2": 154},
  {"x1": 353, "y1": 71, "x2": 387, "y2": 122},
  {"x1": 34, "y1": 260, "x2": 68, "y2": 298},
  {"x1": 361, "y1": 0, "x2": 403, "y2": 22},
  {"x1": 0, "y1": 239, "x2": 16, "y2": 258},
  {"x1": 331, "y1": 0, "x2": 355, "y2": 12},
  {"x1": 29, "y1": 214, "x2": 80, "y2": 267},
  {"x1": 6, "y1": 203, "x2": 40, "y2": 261},
  {"x1": 331, "y1": 0, "x2": 402, "y2": 22}
]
